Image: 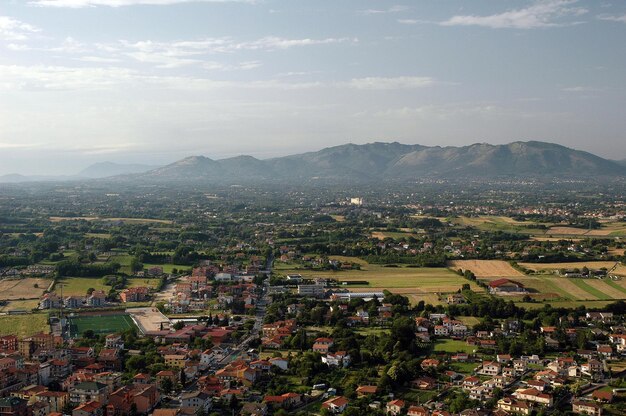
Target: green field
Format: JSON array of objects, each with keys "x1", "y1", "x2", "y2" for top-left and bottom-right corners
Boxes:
[
  {"x1": 279, "y1": 256, "x2": 483, "y2": 294},
  {"x1": 0, "y1": 313, "x2": 49, "y2": 337},
  {"x1": 433, "y1": 339, "x2": 477, "y2": 354},
  {"x1": 68, "y1": 314, "x2": 136, "y2": 337},
  {"x1": 54, "y1": 277, "x2": 109, "y2": 296}
]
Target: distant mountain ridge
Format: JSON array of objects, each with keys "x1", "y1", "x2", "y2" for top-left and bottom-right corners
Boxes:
[
  {"x1": 78, "y1": 162, "x2": 161, "y2": 178},
  {"x1": 129, "y1": 141, "x2": 626, "y2": 183}
]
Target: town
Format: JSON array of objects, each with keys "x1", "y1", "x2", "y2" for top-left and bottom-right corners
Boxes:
[{"x1": 0, "y1": 181, "x2": 624, "y2": 415}]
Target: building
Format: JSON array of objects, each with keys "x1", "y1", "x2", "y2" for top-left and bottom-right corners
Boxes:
[
  {"x1": 572, "y1": 400, "x2": 602, "y2": 416},
  {"x1": 0, "y1": 397, "x2": 28, "y2": 416},
  {"x1": 488, "y1": 279, "x2": 526, "y2": 294},
  {"x1": 321, "y1": 396, "x2": 349, "y2": 413},
  {"x1": 69, "y1": 382, "x2": 108, "y2": 404},
  {"x1": 119, "y1": 287, "x2": 149, "y2": 303},
  {"x1": 297, "y1": 283, "x2": 325, "y2": 298}
]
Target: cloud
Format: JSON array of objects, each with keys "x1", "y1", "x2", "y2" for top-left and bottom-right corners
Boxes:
[
  {"x1": 0, "y1": 16, "x2": 40, "y2": 41},
  {"x1": 29, "y1": 0, "x2": 255, "y2": 7},
  {"x1": 597, "y1": 14, "x2": 626, "y2": 23},
  {"x1": 348, "y1": 76, "x2": 434, "y2": 90},
  {"x1": 360, "y1": 5, "x2": 409, "y2": 15},
  {"x1": 115, "y1": 36, "x2": 354, "y2": 67},
  {"x1": 562, "y1": 86, "x2": 600, "y2": 92},
  {"x1": 440, "y1": 0, "x2": 588, "y2": 29}
]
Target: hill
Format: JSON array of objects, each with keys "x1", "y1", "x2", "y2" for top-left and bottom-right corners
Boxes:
[
  {"x1": 78, "y1": 162, "x2": 161, "y2": 178},
  {"x1": 123, "y1": 141, "x2": 626, "y2": 184}
]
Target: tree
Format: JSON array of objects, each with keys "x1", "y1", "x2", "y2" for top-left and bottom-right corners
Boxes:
[
  {"x1": 172, "y1": 321, "x2": 185, "y2": 330},
  {"x1": 130, "y1": 257, "x2": 144, "y2": 274},
  {"x1": 160, "y1": 377, "x2": 173, "y2": 394}
]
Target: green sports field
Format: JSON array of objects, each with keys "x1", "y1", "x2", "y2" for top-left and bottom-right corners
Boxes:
[{"x1": 68, "y1": 314, "x2": 136, "y2": 337}]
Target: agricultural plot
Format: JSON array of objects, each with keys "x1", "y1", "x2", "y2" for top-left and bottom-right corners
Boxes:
[
  {"x1": 279, "y1": 256, "x2": 483, "y2": 304},
  {"x1": 0, "y1": 278, "x2": 49, "y2": 300},
  {"x1": 448, "y1": 260, "x2": 524, "y2": 278},
  {"x1": 0, "y1": 313, "x2": 48, "y2": 337},
  {"x1": 518, "y1": 261, "x2": 626, "y2": 276},
  {"x1": 50, "y1": 216, "x2": 173, "y2": 225},
  {"x1": 54, "y1": 277, "x2": 109, "y2": 296},
  {"x1": 502, "y1": 275, "x2": 626, "y2": 302},
  {"x1": 68, "y1": 314, "x2": 136, "y2": 337}
]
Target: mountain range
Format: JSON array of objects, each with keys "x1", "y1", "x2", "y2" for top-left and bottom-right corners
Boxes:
[
  {"x1": 1, "y1": 141, "x2": 624, "y2": 184},
  {"x1": 129, "y1": 141, "x2": 626, "y2": 183}
]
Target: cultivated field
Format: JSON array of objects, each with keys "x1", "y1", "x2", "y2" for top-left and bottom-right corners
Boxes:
[
  {"x1": 50, "y1": 216, "x2": 173, "y2": 224},
  {"x1": 68, "y1": 314, "x2": 136, "y2": 337},
  {"x1": 482, "y1": 274, "x2": 626, "y2": 303},
  {"x1": 455, "y1": 215, "x2": 626, "y2": 238},
  {"x1": 448, "y1": 260, "x2": 524, "y2": 278},
  {"x1": 54, "y1": 277, "x2": 109, "y2": 296},
  {"x1": 0, "y1": 299, "x2": 40, "y2": 312},
  {"x1": 518, "y1": 261, "x2": 626, "y2": 276},
  {"x1": 0, "y1": 313, "x2": 49, "y2": 337},
  {"x1": 0, "y1": 278, "x2": 49, "y2": 300},
  {"x1": 279, "y1": 256, "x2": 484, "y2": 304}
]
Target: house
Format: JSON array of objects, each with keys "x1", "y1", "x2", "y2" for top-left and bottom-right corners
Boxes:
[
  {"x1": 411, "y1": 376, "x2": 437, "y2": 390},
  {"x1": 69, "y1": 382, "x2": 108, "y2": 404},
  {"x1": 64, "y1": 296, "x2": 84, "y2": 309},
  {"x1": 35, "y1": 391, "x2": 69, "y2": 413},
  {"x1": 269, "y1": 357, "x2": 289, "y2": 371},
  {"x1": 514, "y1": 388, "x2": 553, "y2": 407},
  {"x1": 447, "y1": 293, "x2": 465, "y2": 304},
  {"x1": 497, "y1": 397, "x2": 532, "y2": 415},
  {"x1": 312, "y1": 338, "x2": 333, "y2": 354},
  {"x1": 321, "y1": 396, "x2": 349, "y2": 413},
  {"x1": 408, "y1": 406, "x2": 429, "y2": 416},
  {"x1": 480, "y1": 361, "x2": 501, "y2": 376},
  {"x1": 263, "y1": 393, "x2": 302, "y2": 409},
  {"x1": 386, "y1": 399, "x2": 406, "y2": 416},
  {"x1": 572, "y1": 400, "x2": 602, "y2": 416},
  {"x1": 322, "y1": 351, "x2": 351, "y2": 368},
  {"x1": 180, "y1": 391, "x2": 211, "y2": 412},
  {"x1": 72, "y1": 400, "x2": 104, "y2": 416},
  {"x1": 86, "y1": 291, "x2": 107, "y2": 307},
  {"x1": 119, "y1": 287, "x2": 149, "y2": 303},
  {"x1": 104, "y1": 334, "x2": 124, "y2": 350},
  {"x1": 421, "y1": 358, "x2": 440, "y2": 370},
  {"x1": 592, "y1": 390, "x2": 613, "y2": 403},
  {"x1": 355, "y1": 385, "x2": 377, "y2": 397},
  {"x1": 106, "y1": 384, "x2": 160, "y2": 415},
  {"x1": 488, "y1": 279, "x2": 526, "y2": 294},
  {"x1": 0, "y1": 397, "x2": 28, "y2": 416}
]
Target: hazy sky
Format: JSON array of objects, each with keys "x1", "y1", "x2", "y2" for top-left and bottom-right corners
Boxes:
[{"x1": 1, "y1": 0, "x2": 625, "y2": 175}]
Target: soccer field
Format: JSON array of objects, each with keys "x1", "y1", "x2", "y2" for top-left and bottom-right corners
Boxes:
[{"x1": 68, "y1": 314, "x2": 136, "y2": 337}]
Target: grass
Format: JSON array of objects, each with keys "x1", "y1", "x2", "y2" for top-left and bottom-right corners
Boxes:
[
  {"x1": 571, "y1": 279, "x2": 612, "y2": 300},
  {"x1": 604, "y1": 279, "x2": 626, "y2": 296},
  {"x1": 280, "y1": 257, "x2": 482, "y2": 293},
  {"x1": 433, "y1": 339, "x2": 476, "y2": 354},
  {"x1": 126, "y1": 278, "x2": 160, "y2": 289},
  {"x1": 68, "y1": 314, "x2": 136, "y2": 337},
  {"x1": 450, "y1": 362, "x2": 479, "y2": 374},
  {"x1": 0, "y1": 299, "x2": 40, "y2": 312},
  {"x1": 54, "y1": 277, "x2": 110, "y2": 296},
  {"x1": 0, "y1": 313, "x2": 48, "y2": 337}
]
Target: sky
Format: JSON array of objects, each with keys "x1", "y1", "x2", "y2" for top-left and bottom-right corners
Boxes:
[{"x1": 1, "y1": 0, "x2": 625, "y2": 175}]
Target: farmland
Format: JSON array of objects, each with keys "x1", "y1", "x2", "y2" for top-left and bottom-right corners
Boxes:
[
  {"x1": 448, "y1": 260, "x2": 524, "y2": 278},
  {"x1": 53, "y1": 277, "x2": 109, "y2": 296},
  {"x1": 0, "y1": 278, "x2": 50, "y2": 300},
  {"x1": 0, "y1": 313, "x2": 49, "y2": 337},
  {"x1": 454, "y1": 215, "x2": 626, "y2": 238},
  {"x1": 278, "y1": 256, "x2": 483, "y2": 304},
  {"x1": 518, "y1": 261, "x2": 626, "y2": 276},
  {"x1": 68, "y1": 314, "x2": 137, "y2": 337}
]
